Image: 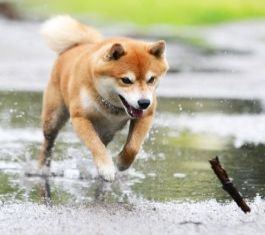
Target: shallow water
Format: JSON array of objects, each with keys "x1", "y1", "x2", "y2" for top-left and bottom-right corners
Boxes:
[{"x1": 1, "y1": 91, "x2": 264, "y2": 205}]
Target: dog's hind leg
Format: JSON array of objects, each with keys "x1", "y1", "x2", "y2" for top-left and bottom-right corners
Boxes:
[{"x1": 38, "y1": 80, "x2": 69, "y2": 168}]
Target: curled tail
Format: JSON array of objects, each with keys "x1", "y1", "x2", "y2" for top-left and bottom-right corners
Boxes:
[{"x1": 41, "y1": 15, "x2": 103, "y2": 54}]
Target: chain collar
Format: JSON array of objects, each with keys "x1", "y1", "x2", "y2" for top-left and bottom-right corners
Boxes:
[{"x1": 96, "y1": 95, "x2": 126, "y2": 116}]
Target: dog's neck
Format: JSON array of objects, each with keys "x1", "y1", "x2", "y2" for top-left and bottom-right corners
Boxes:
[{"x1": 97, "y1": 95, "x2": 126, "y2": 116}]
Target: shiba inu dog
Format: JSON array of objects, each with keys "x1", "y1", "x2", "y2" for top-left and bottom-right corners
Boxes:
[{"x1": 38, "y1": 15, "x2": 168, "y2": 181}]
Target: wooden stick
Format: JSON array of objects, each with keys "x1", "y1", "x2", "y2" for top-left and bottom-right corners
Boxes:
[{"x1": 209, "y1": 156, "x2": 251, "y2": 213}]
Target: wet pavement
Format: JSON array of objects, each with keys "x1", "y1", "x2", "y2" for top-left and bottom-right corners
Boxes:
[{"x1": 1, "y1": 17, "x2": 265, "y2": 234}]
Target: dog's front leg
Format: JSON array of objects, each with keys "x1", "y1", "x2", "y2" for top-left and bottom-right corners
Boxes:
[
  {"x1": 71, "y1": 115, "x2": 116, "y2": 181},
  {"x1": 116, "y1": 113, "x2": 154, "y2": 171}
]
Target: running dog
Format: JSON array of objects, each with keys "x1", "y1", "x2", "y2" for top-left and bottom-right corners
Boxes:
[{"x1": 38, "y1": 16, "x2": 168, "y2": 181}]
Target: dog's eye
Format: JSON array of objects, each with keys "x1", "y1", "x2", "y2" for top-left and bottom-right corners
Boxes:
[
  {"x1": 121, "y1": 77, "x2": 133, "y2": 85},
  {"x1": 147, "y1": 76, "x2": 156, "y2": 84}
]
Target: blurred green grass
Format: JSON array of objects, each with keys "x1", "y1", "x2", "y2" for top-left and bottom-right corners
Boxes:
[{"x1": 25, "y1": 0, "x2": 265, "y2": 25}]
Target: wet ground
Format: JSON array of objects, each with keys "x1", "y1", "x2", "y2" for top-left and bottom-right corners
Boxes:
[{"x1": 1, "y1": 18, "x2": 265, "y2": 234}]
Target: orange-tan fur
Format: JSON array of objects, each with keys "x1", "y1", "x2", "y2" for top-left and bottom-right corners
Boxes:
[{"x1": 38, "y1": 15, "x2": 168, "y2": 181}]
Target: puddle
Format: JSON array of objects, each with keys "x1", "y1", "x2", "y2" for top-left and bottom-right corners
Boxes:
[{"x1": 0, "y1": 91, "x2": 264, "y2": 205}]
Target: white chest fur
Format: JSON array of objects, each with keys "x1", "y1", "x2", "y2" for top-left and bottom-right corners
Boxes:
[
  {"x1": 91, "y1": 115, "x2": 128, "y2": 145},
  {"x1": 80, "y1": 87, "x2": 93, "y2": 110},
  {"x1": 80, "y1": 87, "x2": 128, "y2": 144}
]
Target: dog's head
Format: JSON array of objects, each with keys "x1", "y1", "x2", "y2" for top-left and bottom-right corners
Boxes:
[{"x1": 93, "y1": 39, "x2": 169, "y2": 118}]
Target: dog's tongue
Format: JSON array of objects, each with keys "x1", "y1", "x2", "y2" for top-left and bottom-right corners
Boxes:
[
  {"x1": 128, "y1": 105, "x2": 143, "y2": 118},
  {"x1": 119, "y1": 95, "x2": 143, "y2": 118},
  {"x1": 131, "y1": 107, "x2": 143, "y2": 118}
]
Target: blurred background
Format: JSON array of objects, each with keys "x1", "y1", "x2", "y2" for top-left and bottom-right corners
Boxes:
[
  {"x1": 1, "y1": 0, "x2": 265, "y2": 206},
  {"x1": 2, "y1": 0, "x2": 265, "y2": 25}
]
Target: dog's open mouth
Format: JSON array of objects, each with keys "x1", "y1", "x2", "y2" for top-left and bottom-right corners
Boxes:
[{"x1": 119, "y1": 95, "x2": 143, "y2": 118}]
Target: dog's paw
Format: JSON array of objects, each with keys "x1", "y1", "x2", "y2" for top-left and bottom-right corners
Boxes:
[
  {"x1": 116, "y1": 155, "x2": 130, "y2": 171},
  {"x1": 97, "y1": 161, "x2": 116, "y2": 182}
]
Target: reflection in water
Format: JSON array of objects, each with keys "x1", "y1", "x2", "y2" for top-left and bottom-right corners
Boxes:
[
  {"x1": 36, "y1": 176, "x2": 52, "y2": 207},
  {"x1": 93, "y1": 179, "x2": 125, "y2": 202},
  {"x1": 34, "y1": 176, "x2": 122, "y2": 206},
  {"x1": 21, "y1": 172, "x2": 132, "y2": 205}
]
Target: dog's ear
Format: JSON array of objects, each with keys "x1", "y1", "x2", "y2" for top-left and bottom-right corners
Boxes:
[
  {"x1": 149, "y1": 40, "x2": 166, "y2": 58},
  {"x1": 105, "y1": 43, "x2": 126, "y2": 60}
]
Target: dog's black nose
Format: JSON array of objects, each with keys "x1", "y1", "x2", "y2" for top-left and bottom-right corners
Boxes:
[{"x1": 138, "y1": 99, "x2": 150, "y2": 109}]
